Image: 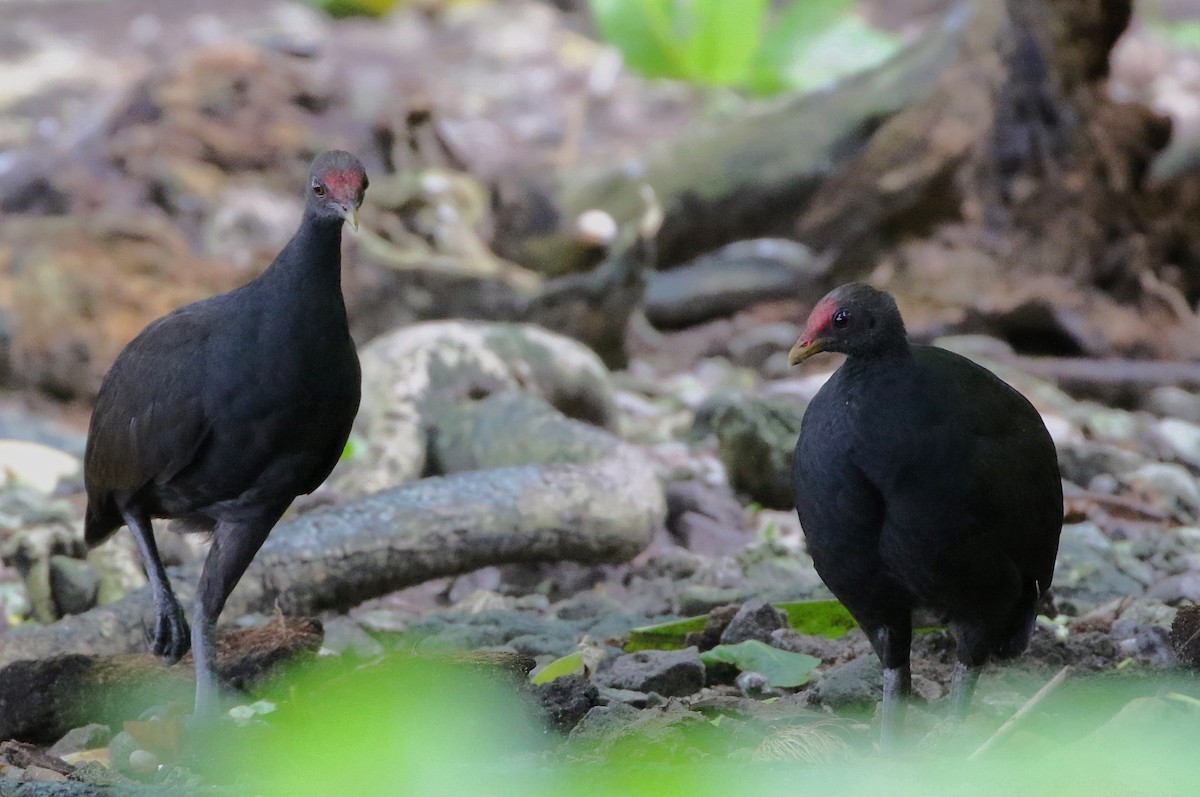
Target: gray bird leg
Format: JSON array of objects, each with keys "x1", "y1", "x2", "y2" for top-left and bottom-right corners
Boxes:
[
  {"x1": 120, "y1": 505, "x2": 190, "y2": 662},
  {"x1": 948, "y1": 660, "x2": 982, "y2": 719},
  {"x1": 880, "y1": 664, "x2": 912, "y2": 753},
  {"x1": 192, "y1": 506, "x2": 287, "y2": 717},
  {"x1": 872, "y1": 624, "x2": 913, "y2": 754}
]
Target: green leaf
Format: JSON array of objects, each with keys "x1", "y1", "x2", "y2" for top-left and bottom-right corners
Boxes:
[
  {"x1": 774, "y1": 13, "x2": 902, "y2": 94},
  {"x1": 589, "y1": 0, "x2": 769, "y2": 86},
  {"x1": 679, "y1": 0, "x2": 770, "y2": 84},
  {"x1": 700, "y1": 641, "x2": 819, "y2": 688},
  {"x1": 625, "y1": 600, "x2": 861, "y2": 652},
  {"x1": 590, "y1": 0, "x2": 687, "y2": 79},
  {"x1": 340, "y1": 432, "x2": 366, "y2": 462},
  {"x1": 748, "y1": 0, "x2": 854, "y2": 94},
  {"x1": 625, "y1": 615, "x2": 708, "y2": 651},
  {"x1": 530, "y1": 651, "x2": 585, "y2": 685},
  {"x1": 776, "y1": 600, "x2": 859, "y2": 639}
]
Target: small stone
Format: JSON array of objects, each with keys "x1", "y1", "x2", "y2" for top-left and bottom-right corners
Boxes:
[
  {"x1": 1154, "y1": 418, "x2": 1200, "y2": 470},
  {"x1": 0, "y1": 440, "x2": 80, "y2": 494},
  {"x1": 727, "y1": 323, "x2": 801, "y2": 370},
  {"x1": 720, "y1": 599, "x2": 788, "y2": 646},
  {"x1": 47, "y1": 724, "x2": 112, "y2": 758},
  {"x1": 1144, "y1": 385, "x2": 1200, "y2": 423},
  {"x1": 534, "y1": 674, "x2": 599, "y2": 733},
  {"x1": 68, "y1": 761, "x2": 128, "y2": 787},
  {"x1": 1128, "y1": 463, "x2": 1200, "y2": 522},
  {"x1": 22, "y1": 766, "x2": 68, "y2": 782},
  {"x1": 735, "y1": 670, "x2": 779, "y2": 698},
  {"x1": 595, "y1": 686, "x2": 654, "y2": 708},
  {"x1": 691, "y1": 392, "x2": 805, "y2": 510},
  {"x1": 808, "y1": 656, "x2": 882, "y2": 711},
  {"x1": 107, "y1": 732, "x2": 139, "y2": 778},
  {"x1": 594, "y1": 648, "x2": 706, "y2": 698},
  {"x1": 48, "y1": 555, "x2": 100, "y2": 616},
  {"x1": 320, "y1": 617, "x2": 384, "y2": 659},
  {"x1": 127, "y1": 749, "x2": 159, "y2": 775}
]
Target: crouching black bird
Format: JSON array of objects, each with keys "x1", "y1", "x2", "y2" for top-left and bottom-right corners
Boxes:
[
  {"x1": 789, "y1": 283, "x2": 1062, "y2": 749},
  {"x1": 84, "y1": 151, "x2": 367, "y2": 716}
]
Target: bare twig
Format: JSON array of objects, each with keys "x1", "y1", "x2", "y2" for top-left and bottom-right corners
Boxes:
[{"x1": 968, "y1": 665, "x2": 1071, "y2": 760}]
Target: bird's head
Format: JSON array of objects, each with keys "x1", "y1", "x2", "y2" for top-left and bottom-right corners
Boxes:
[
  {"x1": 307, "y1": 150, "x2": 369, "y2": 231},
  {"x1": 788, "y1": 283, "x2": 908, "y2": 365}
]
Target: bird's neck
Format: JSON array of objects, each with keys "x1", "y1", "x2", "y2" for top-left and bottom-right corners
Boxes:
[
  {"x1": 262, "y1": 212, "x2": 345, "y2": 295},
  {"x1": 844, "y1": 339, "x2": 913, "y2": 373}
]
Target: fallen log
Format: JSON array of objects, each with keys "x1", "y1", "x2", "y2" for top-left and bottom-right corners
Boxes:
[
  {"x1": 0, "y1": 395, "x2": 664, "y2": 667},
  {"x1": 0, "y1": 619, "x2": 322, "y2": 745}
]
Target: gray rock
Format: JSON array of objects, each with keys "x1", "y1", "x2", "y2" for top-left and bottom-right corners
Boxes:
[
  {"x1": 506, "y1": 631, "x2": 579, "y2": 658},
  {"x1": 533, "y1": 674, "x2": 599, "y2": 733},
  {"x1": 735, "y1": 670, "x2": 780, "y2": 699},
  {"x1": 106, "y1": 732, "x2": 141, "y2": 780},
  {"x1": 1053, "y1": 523, "x2": 1148, "y2": 607},
  {"x1": 48, "y1": 555, "x2": 99, "y2": 617},
  {"x1": 320, "y1": 617, "x2": 385, "y2": 659},
  {"x1": 1057, "y1": 441, "x2": 1144, "y2": 488},
  {"x1": 1153, "y1": 417, "x2": 1200, "y2": 470},
  {"x1": 1144, "y1": 385, "x2": 1200, "y2": 423},
  {"x1": 1126, "y1": 463, "x2": 1200, "y2": 522},
  {"x1": 1147, "y1": 572, "x2": 1200, "y2": 604},
  {"x1": 569, "y1": 703, "x2": 643, "y2": 742},
  {"x1": 47, "y1": 724, "x2": 112, "y2": 757},
  {"x1": 554, "y1": 591, "x2": 622, "y2": 622},
  {"x1": 719, "y1": 599, "x2": 788, "y2": 646},
  {"x1": 691, "y1": 392, "x2": 805, "y2": 510},
  {"x1": 664, "y1": 481, "x2": 750, "y2": 556},
  {"x1": 727, "y1": 323, "x2": 801, "y2": 370},
  {"x1": 595, "y1": 686, "x2": 655, "y2": 708},
  {"x1": 339, "y1": 321, "x2": 617, "y2": 495},
  {"x1": 594, "y1": 648, "x2": 706, "y2": 697},
  {"x1": 808, "y1": 656, "x2": 881, "y2": 710},
  {"x1": 1112, "y1": 600, "x2": 1177, "y2": 668}
]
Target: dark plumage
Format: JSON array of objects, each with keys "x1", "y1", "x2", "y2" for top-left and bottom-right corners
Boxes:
[
  {"x1": 84, "y1": 151, "x2": 367, "y2": 715},
  {"x1": 789, "y1": 283, "x2": 1062, "y2": 748}
]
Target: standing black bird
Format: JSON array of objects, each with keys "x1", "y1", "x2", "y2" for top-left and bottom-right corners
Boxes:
[
  {"x1": 84, "y1": 151, "x2": 366, "y2": 715},
  {"x1": 789, "y1": 283, "x2": 1062, "y2": 748}
]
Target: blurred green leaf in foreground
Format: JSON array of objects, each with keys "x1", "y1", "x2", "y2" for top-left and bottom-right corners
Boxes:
[
  {"x1": 202, "y1": 653, "x2": 1200, "y2": 797},
  {"x1": 589, "y1": 0, "x2": 902, "y2": 95}
]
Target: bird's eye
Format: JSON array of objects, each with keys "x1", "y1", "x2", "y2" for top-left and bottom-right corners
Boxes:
[
  {"x1": 832, "y1": 308, "x2": 852, "y2": 329},
  {"x1": 312, "y1": 182, "x2": 325, "y2": 198}
]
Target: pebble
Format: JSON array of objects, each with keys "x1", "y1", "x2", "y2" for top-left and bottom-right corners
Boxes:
[{"x1": 128, "y1": 749, "x2": 159, "y2": 775}]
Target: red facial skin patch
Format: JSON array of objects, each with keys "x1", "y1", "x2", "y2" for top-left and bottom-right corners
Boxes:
[
  {"x1": 319, "y1": 168, "x2": 364, "y2": 201},
  {"x1": 801, "y1": 296, "x2": 838, "y2": 344}
]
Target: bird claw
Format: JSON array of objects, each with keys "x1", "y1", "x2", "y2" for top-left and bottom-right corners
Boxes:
[{"x1": 148, "y1": 598, "x2": 191, "y2": 664}]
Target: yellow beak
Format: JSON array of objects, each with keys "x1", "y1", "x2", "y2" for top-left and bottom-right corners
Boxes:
[
  {"x1": 788, "y1": 339, "x2": 824, "y2": 366},
  {"x1": 339, "y1": 204, "x2": 359, "y2": 232}
]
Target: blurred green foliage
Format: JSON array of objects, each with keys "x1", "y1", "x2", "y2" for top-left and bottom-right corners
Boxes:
[
  {"x1": 588, "y1": 0, "x2": 901, "y2": 95},
  {"x1": 304, "y1": 0, "x2": 403, "y2": 19},
  {"x1": 202, "y1": 655, "x2": 1200, "y2": 797}
]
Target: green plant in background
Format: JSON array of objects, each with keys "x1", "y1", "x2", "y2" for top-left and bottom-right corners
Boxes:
[{"x1": 588, "y1": 0, "x2": 902, "y2": 95}]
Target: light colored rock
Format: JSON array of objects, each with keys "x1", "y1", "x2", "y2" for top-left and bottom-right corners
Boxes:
[
  {"x1": 1154, "y1": 417, "x2": 1200, "y2": 470},
  {"x1": 0, "y1": 440, "x2": 79, "y2": 495},
  {"x1": 341, "y1": 321, "x2": 617, "y2": 495}
]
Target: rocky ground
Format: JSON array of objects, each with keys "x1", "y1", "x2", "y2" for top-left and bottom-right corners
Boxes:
[{"x1": 1, "y1": 0, "x2": 1200, "y2": 791}]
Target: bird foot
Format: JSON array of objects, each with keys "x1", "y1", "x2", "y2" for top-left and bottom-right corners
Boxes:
[{"x1": 149, "y1": 597, "x2": 191, "y2": 664}]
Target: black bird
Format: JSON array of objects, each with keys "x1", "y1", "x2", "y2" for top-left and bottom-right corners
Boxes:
[
  {"x1": 84, "y1": 151, "x2": 366, "y2": 715},
  {"x1": 789, "y1": 283, "x2": 1062, "y2": 748}
]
